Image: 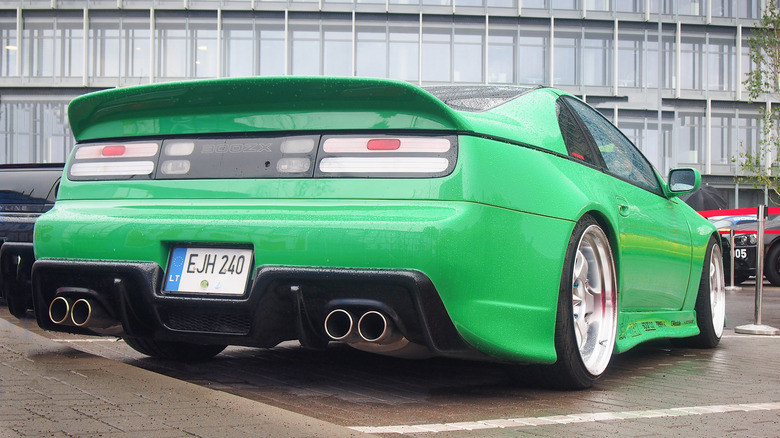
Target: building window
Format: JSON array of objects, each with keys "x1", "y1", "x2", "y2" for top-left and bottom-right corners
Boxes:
[
  {"x1": 676, "y1": 104, "x2": 706, "y2": 169},
  {"x1": 1, "y1": 11, "x2": 17, "y2": 77},
  {"x1": 0, "y1": 100, "x2": 73, "y2": 164},
  {"x1": 356, "y1": 15, "x2": 419, "y2": 81},
  {"x1": 618, "y1": 24, "x2": 644, "y2": 88},
  {"x1": 222, "y1": 12, "x2": 287, "y2": 77},
  {"x1": 453, "y1": 18, "x2": 484, "y2": 83},
  {"x1": 710, "y1": 111, "x2": 734, "y2": 168},
  {"x1": 680, "y1": 29, "x2": 704, "y2": 90},
  {"x1": 618, "y1": 23, "x2": 660, "y2": 90},
  {"x1": 552, "y1": 0, "x2": 579, "y2": 10},
  {"x1": 290, "y1": 18, "x2": 321, "y2": 76},
  {"x1": 518, "y1": 19, "x2": 549, "y2": 85},
  {"x1": 583, "y1": 22, "x2": 612, "y2": 87},
  {"x1": 711, "y1": 0, "x2": 760, "y2": 18},
  {"x1": 488, "y1": 0, "x2": 517, "y2": 8},
  {"x1": 89, "y1": 13, "x2": 120, "y2": 79},
  {"x1": 738, "y1": 0, "x2": 761, "y2": 20},
  {"x1": 651, "y1": 0, "x2": 675, "y2": 15},
  {"x1": 741, "y1": 30, "x2": 756, "y2": 97},
  {"x1": 678, "y1": 0, "x2": 703, "y2": 16},
  {"x1": 586, "y1": 0, "x2": 609, "y2": 12},
  {"x1": 124, "y1": 16, "x2": 150, "y2": 81},
  {"x1": 553, "y1": 19, "x2": 617, "y2": 89},
  {"x1": 89, "y1": 11, "x2": 150, "y2": 84},
  {"x1": 422, "y1": 17, "x2": 452, "y2": 83},
  {"x1": 524, "y1": 0, "x2": 547, "y2": 8},
  {"x1": 711, "y1": 0, "x2": 733, "y2": 18},
  {"x1": 155, "y1": 11, "x2": 218, "y2": 80},
  {"x1": 323, "y1": 18, "x2": 352, "y2": 76},
  {"x1": 222, "y1": 14, "x2": 254, "y2": 77},
  {"x1": 455, "y1": 0, "x2": 485, "y2": 7},
  {"x1": 22, "y1": 10, "x2": 83, "y2": 80},
  {"x1": 290, "y1": 14, "x2": 352, "y2": 77},
  {"x1": 616, "y1": 0, "x2": 644, "y2": 13},
  {"x1": 488, "y1": 19, "x2": 516, "y2": 84},
  {"x1": 707, "y1": 31, "x2": 736, "y2": 92},
  {"x1": 193, "y1": 20, "x2": 218, "y2": 78},
  {"x1": 661, "y1": 24, "x2": 675, "y2": 89},
  {"x1": 356, "y1": 19, "x2": 387, "y2": 78},
  {"x1": 259, "y1": 16, "x2": 285, "y2": 76},
  {"x1": 735, "y1": 105, "x2": 761, "y2": 175},
  {"x1": 554, "y1": 23, "x2": 579, "y2": 86},
  {"x1": 389, "y1": 17, "x2": 419, "y2": 81},
  {"x1": 156, "y1": 15, "x2": 187, "y2": 79}
]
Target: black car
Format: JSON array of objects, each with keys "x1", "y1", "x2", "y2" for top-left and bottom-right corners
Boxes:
[
  {"x1": 0, "y1": 164, "x2": 62, "y2": 317},
  {"x1": 710, "y1": 213, "x2": 780, "y2": 286}
]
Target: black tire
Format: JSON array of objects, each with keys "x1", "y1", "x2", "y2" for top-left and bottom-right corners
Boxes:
[
  {"x1": 681, "y1": 237, "x2": 725, "y2": 348},
  {"x1": 520, "y1": 216, "x2": 618, "y2": 390},
  {"x1": 5, "y1": 291, "x2": 31, "y2": 319},
  {"x1": 5, "y1": 269, "x2": 32, "y2": 319},
  {"x1": 731, "y1": 274, "x2": 749, "y2": 286},
  {"x1": 123, "y1": 337, "x2": 227, "y2": 361},
  {"x1": 764, "y1": 244, "x2": 780, "y2": 287}
]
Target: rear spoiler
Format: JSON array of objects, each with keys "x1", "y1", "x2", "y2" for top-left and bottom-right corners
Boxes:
[{"x1": 68, "y1": 77, "x2": 470, "y2": 142}]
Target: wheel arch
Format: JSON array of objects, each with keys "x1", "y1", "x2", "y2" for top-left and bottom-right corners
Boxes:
[{"x1": 579, "y1": 209, "x2": 621, "y2": 289}]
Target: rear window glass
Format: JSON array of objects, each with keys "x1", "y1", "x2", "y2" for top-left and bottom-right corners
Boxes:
[{"x1": 423, "y1": 86, "x2": 535, "y2": 112}]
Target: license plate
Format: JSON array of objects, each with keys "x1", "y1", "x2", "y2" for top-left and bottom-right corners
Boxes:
[{"x1": 164, "y1": 247, "x2": 252, "y2": 295}]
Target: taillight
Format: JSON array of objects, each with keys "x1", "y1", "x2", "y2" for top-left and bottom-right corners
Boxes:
[
  {"x1": 322, "y1": 137, "x2": 451, "y2": 154},
  {"x1": 67, "y1": 134, "x2": 456, "y2": 181},
  {"x1": 319, "y1": 157, "x2": 450, "y2": 174},
  {"x1": 69, "y1": 142, "x2": 159, "y2": 179},
  {"x1": 317, "y1": 136, "x2": 456, "y2": 177},
  {"x1": 74, "y1": 143, "x2": 158, "y2": 159}
]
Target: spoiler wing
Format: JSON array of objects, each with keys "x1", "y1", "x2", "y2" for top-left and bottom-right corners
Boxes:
[{"x1": 68, "y1": 77, "x2": 470, "y2": 141}]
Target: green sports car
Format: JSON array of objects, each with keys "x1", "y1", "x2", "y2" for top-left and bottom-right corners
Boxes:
[{"x1": 31, "y1": 77, "x2": 724, "y2": 389}]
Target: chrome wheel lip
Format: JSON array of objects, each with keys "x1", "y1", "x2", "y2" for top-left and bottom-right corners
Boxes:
[
  {"x1": 572, "y1": 225, "x2": 618, "y2": 376},
  {"x1": 709, "y1": 243, "x2": 726, "y2": 339}
]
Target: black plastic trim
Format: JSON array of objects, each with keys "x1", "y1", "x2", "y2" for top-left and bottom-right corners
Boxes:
[{"x1": 31, "y1": 259, "x2": 484, "y2": 360}]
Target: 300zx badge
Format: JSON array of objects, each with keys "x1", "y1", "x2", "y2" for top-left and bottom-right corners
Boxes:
[{"x1": 200, "y1": 142, "x2": 273, "y2": 154}]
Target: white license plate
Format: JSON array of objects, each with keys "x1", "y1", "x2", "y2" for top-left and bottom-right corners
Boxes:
[{"x1": 164, "y1": 247, "x2": 252, "y2": 295}]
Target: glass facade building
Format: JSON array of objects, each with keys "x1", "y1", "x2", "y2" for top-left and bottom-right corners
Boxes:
[{"x1": 0, "y1": 0, "x2": 776, "y2": 206}]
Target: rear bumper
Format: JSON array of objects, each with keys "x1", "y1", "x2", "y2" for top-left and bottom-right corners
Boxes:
[
  {"x1": 33, "y1": 199, "x2": 570, "y2": 363},
  {"x1": 32, "y1": 259, "x2": 484, "y2": 359}
]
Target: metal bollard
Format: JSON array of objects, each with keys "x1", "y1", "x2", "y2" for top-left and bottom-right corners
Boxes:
[
  {"x1": 725, "y1": 228, "x2": 741, "y2": 291},
  {"x1": 735, "y1": 205, "x2": 780, "y2": 335}
]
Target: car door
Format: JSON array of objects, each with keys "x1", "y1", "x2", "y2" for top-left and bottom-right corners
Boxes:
[{"x1": 563, "y1": 97, "x2": 693, "y2": 311}]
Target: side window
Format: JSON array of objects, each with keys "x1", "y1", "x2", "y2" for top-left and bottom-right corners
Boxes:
[
  {"x1": 557, "y1": 100, "x2": 601, "y2": 167},
  {"x1": 565, "y1": 97, "x2": 662, "y2": 194}
]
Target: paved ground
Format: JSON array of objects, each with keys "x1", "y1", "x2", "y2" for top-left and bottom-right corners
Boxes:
[
  {"x1": 0, "y1": 311, "x2": 372, "y2": 437},
  {"x1": 1, "y1": 282, "x2": 779, "y2": 437}
]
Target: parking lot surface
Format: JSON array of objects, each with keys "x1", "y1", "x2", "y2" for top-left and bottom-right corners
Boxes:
[{"x1": 2, "y1": 283, "x2": 779, "y2": 437}]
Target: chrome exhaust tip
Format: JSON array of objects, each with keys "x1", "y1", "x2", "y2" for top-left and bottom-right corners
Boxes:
[
  {"x1": 324, "y1": 309, "x2": 354, "y2": 341},
  {"x1": 48, "y1": 296, "x2": 71, "y2": 325},
  {"x1": 70, "y1": 298, "x2": 92, "y2": 327},
  {"x1": 357, "y1": 310, "x2": 398, "y2": 344},
  {"x1": 70, "y1": 298, "x2": 117, "y2": 329}
]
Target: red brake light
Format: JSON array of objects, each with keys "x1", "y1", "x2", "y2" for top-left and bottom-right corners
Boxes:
[
  {"x1": 367, "y1": 139, "x2": 401, "y2": 151},
  {"x1": 102, "y1": 145, "x2": 127, "y2": 156}
]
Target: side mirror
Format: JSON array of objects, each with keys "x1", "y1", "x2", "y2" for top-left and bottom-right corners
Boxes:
[{"x1": 667, "y1": 168, "x2": 700, "y2": 195}]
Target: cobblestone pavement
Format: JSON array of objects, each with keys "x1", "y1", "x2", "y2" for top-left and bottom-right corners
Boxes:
[{"x1": 2, "y1": 283, "x2": 779, "y2": 437}]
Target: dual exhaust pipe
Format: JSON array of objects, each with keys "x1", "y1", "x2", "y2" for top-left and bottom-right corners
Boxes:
[
  {"x1": 324, "y1": 309, "x2": 401, "y2": 345},
  {"x1": 48, "y1": 296, "x2": 117, "y2": 331}
]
